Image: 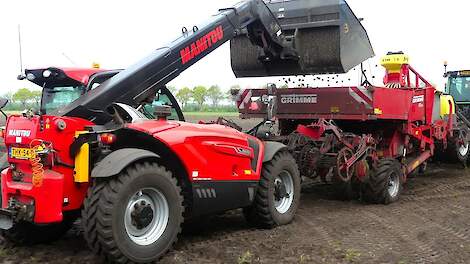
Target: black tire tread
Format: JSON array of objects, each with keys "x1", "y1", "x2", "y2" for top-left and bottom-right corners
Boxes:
[
  {"x1": 245, "y1": 151, "x2": 299, "y2": 228},
  {"x1": 362, "y1": 158, "x2": 402, "y2": 205},
  {"x1": 82, "y1": 162, "x2": 184, "y2": 263}
]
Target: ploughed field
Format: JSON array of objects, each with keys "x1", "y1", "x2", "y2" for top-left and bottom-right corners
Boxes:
[{"x1": 2, "y1": 115, "x2": 470, "y2": 263}]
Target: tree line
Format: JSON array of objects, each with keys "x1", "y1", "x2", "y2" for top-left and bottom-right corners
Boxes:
[
  {"x1": 172, "y1": 85, "x2": 238, "y2": 112},
  {"x1": 1, "y1": 88, "x2": 42, "y2": 111},
  {"x1": 1, "y1": 85, "x2": 241, "y2": 112}
]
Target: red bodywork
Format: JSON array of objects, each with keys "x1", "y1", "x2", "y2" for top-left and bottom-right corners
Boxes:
[
  {"x1": 2, "y1": 115, "x2": 264, "y2": 223},
  {"x1": 127, "y1": 120, "x2": 264, "y2": 182},
  {"x1": 56, "y1": 68, "x2": 107, "y2": 85},
  {"x1": 2, "y1": 115, "x2": 93, "y2": 223}
]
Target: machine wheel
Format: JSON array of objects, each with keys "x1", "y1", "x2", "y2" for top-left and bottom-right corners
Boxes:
[
  {"x1": 362, "y1": 158, "x2": 403, "y2": 205},
  {"x1": 244, "y1": 151, "x2": 300, "y2": 228},
  {"x1": 82, "y1": 162, "x2": 184, "y2": 263},
  {"x1": 2, "y1": 215, "x2": 76, "y2": 245},
  {"x1": 333, "y1": 148, "x2": 359, "y2": 200},
  {"x1": 437, "y1": 130, "x2": 470, "y2": 165},
  {"x1": 454, "y1": 139, "x2": 470, "y2": 165}
]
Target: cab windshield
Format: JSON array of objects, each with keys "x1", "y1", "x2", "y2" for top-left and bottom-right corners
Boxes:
[
  {"x1": 448, "y1": 76, "x2": 470, "y2": 102},
  {"x1": 41, "y1": 86, "x2": 85, "y2": 114}
]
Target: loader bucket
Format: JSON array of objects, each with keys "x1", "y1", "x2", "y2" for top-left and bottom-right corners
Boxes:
[{"x1": 231, "y1": 0, "x2": 374, "y2": 77}]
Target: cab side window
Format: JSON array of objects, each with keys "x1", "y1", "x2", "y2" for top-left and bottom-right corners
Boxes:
[{"x1": 143, "y1": 93, "x2": 180, "y2": 121}]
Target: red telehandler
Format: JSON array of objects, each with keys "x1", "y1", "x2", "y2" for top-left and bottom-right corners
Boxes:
[
  {"x1": 0, "y1": 0, "x2": 373, "y2": 262},
  {"x1": 237, "y1": 52, "x2": 470, "y2": 204}
]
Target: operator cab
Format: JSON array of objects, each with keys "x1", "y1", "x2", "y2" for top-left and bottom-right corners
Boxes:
[
  {"x1": 445, "y1": 70, "x2": 470, "y2": 103},
  {"x1": 23, "y1": 68, "x2": 113, "y2": 114},
  {"x1": 21, "y1": 68, "x2": 184, "y2": 122},
  {"x1": 445, "y1": 70, "x2": 470, "y2": 119}
]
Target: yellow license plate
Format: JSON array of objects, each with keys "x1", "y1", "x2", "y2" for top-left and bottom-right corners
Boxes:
[{"x1": 10, "y1": 147, "x2": 33, "y2": 160}]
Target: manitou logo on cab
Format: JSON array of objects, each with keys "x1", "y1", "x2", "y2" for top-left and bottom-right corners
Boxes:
[
  {"x1": 180, "y1": 25, "x2": 224, "y2": 65},
  {"x1": 8, "y1": 129, "x2": 31, "y2": 137}
]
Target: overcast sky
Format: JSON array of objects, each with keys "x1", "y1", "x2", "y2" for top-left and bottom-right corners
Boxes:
[{"x1": 0, "y1": 0, "x2": 469, "y2": 94}]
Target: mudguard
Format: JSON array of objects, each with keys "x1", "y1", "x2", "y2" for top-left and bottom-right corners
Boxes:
[
  {"x1": 263, "y1": 141, "x2": 287, "y2": 163},
  {"x1": 91, "y1": 148, "x2": 159, "y2": 178}
]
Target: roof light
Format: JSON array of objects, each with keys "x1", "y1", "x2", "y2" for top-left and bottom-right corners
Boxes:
[
  {"x1": 26, "y1": 73, "x2": 35, "y2": 81},
  {"x1": 43, "y1": 70, "x2": 52, "y2": 78}
]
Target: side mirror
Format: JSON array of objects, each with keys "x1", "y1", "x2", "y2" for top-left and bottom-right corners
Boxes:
[
  {"x1": 0, "y1": 99, "x2": 9, "y2": 109},
  {"x1": 0, "y1": 99, "x2": 8, "y2": 121}
]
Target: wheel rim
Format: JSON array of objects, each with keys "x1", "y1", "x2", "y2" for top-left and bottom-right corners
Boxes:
[
  {"x1": 387, "y1": 172, "x2": 400, "y2": 198},
  {"x1": 459, "y1": 142, "x2": 469, "y2": 157},
  {"x1": 124, "y1": 188, "x2": 169, "y2": 246},
  {"x1": 273, "y1": 170, "x2": 294, "y2": 214}
]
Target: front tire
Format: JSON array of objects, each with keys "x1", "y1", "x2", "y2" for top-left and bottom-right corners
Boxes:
[
  {"x1": 362, "y1": 159, "x2": 403, "y2": 205},
  {"x1": 82, "y1": 162, "x2": 184, "y2": 263},
  {"x1": 244, "y1": 151, "x2": 300, "y2": 228}
]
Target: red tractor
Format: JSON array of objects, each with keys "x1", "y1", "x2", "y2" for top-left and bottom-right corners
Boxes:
[
  {"x1": 237, "y1": 52, "x2": 470, "y2": 204},
  {"x1": 0, "y1": 69, "x2": 301, "y2": 262},
  {"x1": 0, "y1": 0, "x2": 373, "y2": 262}
]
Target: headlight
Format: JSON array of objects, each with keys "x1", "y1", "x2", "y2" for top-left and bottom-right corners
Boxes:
[{"x1": 43, "y1": 70, "x2": 52, "y2": 78}]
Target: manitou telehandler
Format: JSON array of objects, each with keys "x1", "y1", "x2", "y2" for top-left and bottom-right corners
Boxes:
[
  {"x1": 0, "y1": 0, "x2": 373, "y2": 262},
  {"x1": 237, "y1": 52, "x2": 470, "y2": 204}
]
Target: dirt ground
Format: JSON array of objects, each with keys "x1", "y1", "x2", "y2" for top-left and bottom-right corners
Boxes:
[{"x1": 2, "y1": 116, "x2": 470, "y2": 264}]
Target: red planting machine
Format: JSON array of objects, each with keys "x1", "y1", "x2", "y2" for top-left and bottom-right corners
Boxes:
[{"x1": 237, "y1": 52, "x2": 470, "y2": 204}]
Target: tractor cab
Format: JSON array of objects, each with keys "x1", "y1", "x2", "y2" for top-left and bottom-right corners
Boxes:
[
  {"x1": 22, "y1": 68, "x2": 112, "y2": 114},
  {"x1": 445, "y1": 70, "x2": 470, "y2": 118},
  {"x1": 20, "y1": 67, "x2": 184, "y2": 121}
]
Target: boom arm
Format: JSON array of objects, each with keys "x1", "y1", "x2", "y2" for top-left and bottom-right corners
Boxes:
[{"x1": 57, "y1": 0, "x2": 295, "y2": 124}]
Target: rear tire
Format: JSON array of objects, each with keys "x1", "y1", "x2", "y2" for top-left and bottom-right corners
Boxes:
[
  {"x1": 454, "y1": 140, "x2": 469, "y2": 165},
  {"x1": 362, "y1": 159, "x2": 403, "y2": 205},
  {"x1": 82, "y1": 162, "x2": 184, "y2": 263},
  {"x1": 244, "y1": 151, "x2": 300, "y2": 228},
  {"x1": 435, "y1": 130, "x2": 469, "y2": 165}
]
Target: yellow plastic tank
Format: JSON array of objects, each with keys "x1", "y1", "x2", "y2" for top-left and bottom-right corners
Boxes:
[
  {"x1": 381, "y1": 53, "x2": 409, "y2": 73},
  {"x1": 440, "y1": 94, "x2": 456, "y2": 117}
]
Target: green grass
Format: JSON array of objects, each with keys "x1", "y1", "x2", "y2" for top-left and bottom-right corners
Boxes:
[{"x1": 183, "y1": 112, "x2": 239, "y2": 117}]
